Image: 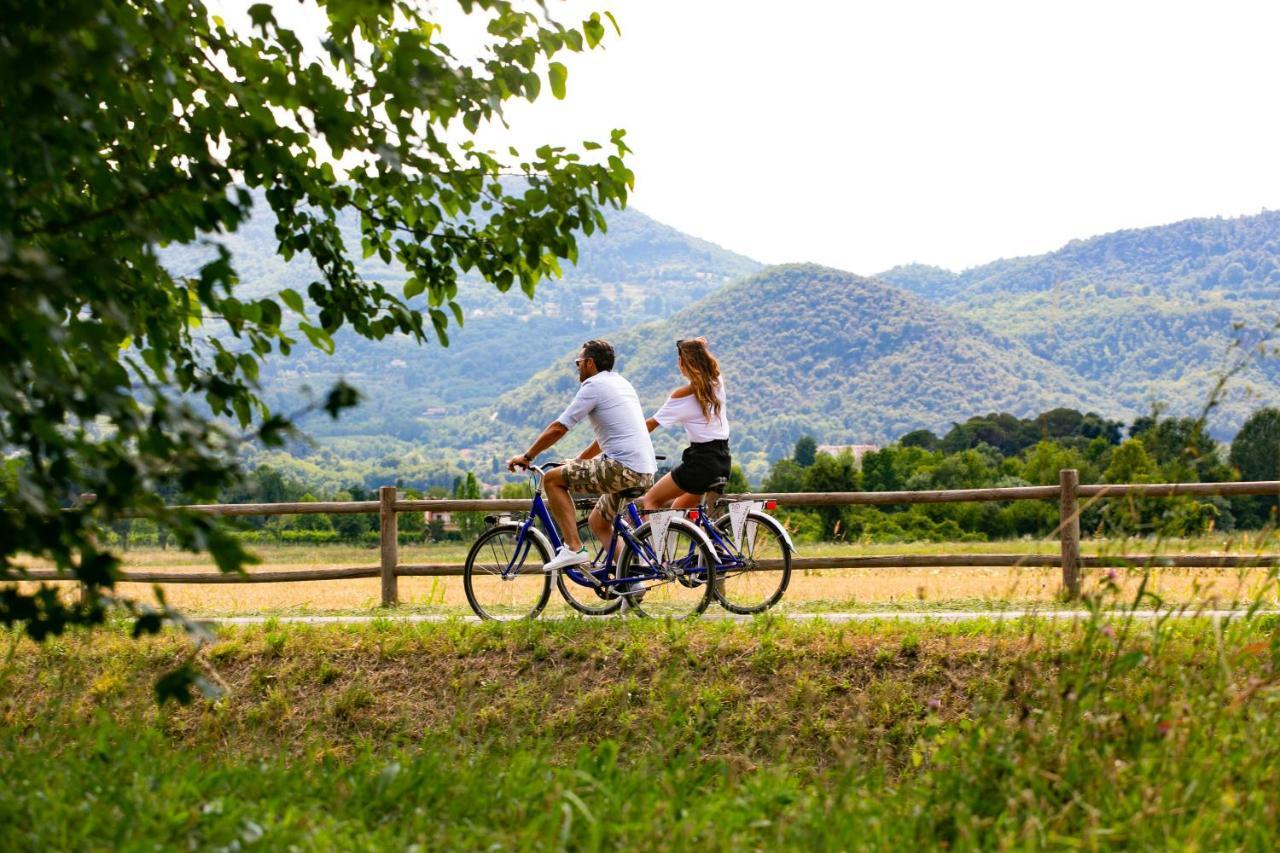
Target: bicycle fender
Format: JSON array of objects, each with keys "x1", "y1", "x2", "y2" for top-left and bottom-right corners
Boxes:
[
  {"x1": 750, "y1": 511, "x2": 796, "y2": 552},
  {"x1": 484, "y1": 521, "x2": 555, "y2": 563},
  {"x1": 632, "y1": 516, "x2": 717, "y2": 558}
]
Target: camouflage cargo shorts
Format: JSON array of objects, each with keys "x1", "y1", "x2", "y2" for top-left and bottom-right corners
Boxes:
[{"x1": 561, "y1": 457, "x2": 654, "y2": 523}]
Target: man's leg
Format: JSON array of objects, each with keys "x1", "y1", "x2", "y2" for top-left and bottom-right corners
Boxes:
[
  {"x1": 542, "y1": 467, "x2": 582, "y2": 551},
  {"x1": 588, "y1": 506, "x2": 611, "y2": 546}
]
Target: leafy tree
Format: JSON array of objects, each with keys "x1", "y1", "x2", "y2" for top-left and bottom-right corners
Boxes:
[
  {"x1": 1021, "y1": 440, "x2": 1088, "y2": 486},
  {"x1": 499, "y1": 482, "x2": 534, "y2": 500},
  {"x1": 1229, "y1": 408, "x2": 1280, "y2": 481},
  {"x1": 1100, "y1": 439, "x2": 1162, "y2": 533},
  {"x1": 861, "y1": 448, "x2": 901, "y2": 492},
  {"x1": 1229, "y1": 408, "x2": 1280, "y2": 527},
  {"x1": 725, "y1": 464, "x2": 750, "y2": 494},
  {"x1": 1104, "y1": 440, "x2": 1159, "y2": 484},
  {"x1": 284, "y1": 493, "x2": 333, "y2": 532},
  {"x1": 941, "y1": 413, "x2": 1039, "y2": 456},
  {"x1": 763, "y1": 459, "x2": 807, "y2": 494},
  {"x1": 793, "y1": 436, "x2": 817, "y2": 468},
  {"x1": 1, "y1": 0, "x2": 631, "y2": 655},
  {"x1": 929, "y1": 449, "x2": 998, "y2": 491},
  {"x1": 452, "y1": 472, "x2": 485, "y2": 540},
  {"x1": 1132, "y1": 416, "x2": 1227, "y2": 482},
  {"x1": 804, "y1": 451, "x2": 859, "y2": 538},
  {"x1": 330, "y1": 491, "x2": 377, "y2": 542},
  {"x1": 397, "y1": 489, "x2": 426, "y2": 537},
  {"x1": 900, "y1": 429, "x2": 939, "y2": 451}
]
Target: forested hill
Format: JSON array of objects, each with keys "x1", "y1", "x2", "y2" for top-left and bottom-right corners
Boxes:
[
  {"x1": 878, "y1": 210, "x2": 1280, "y2": 304},
  {"x1": 166, "y1": 196, "x2": 762, "y2": 325},
  {"x1": 877, "y1": 211, "x2": 1280, "y2": 434},
  {"x1": 492, "y1": 264, "x2": 1117, "y2": 461},
  {"x1": 164, "y1": 198, "x2": 761, "y2": 433}
]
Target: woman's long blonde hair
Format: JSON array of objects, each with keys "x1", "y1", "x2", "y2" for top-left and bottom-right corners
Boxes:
[{"x1": 677, "y1": 338, "x2": 722, "y2": 422}]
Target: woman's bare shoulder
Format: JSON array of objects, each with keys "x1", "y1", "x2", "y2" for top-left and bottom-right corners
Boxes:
[{"x1": 670, "y1": 384, "x2": 694, "y2": 399}]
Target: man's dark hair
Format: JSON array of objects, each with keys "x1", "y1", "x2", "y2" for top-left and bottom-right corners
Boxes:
[{"x1": 582, "y1": 339, "x2": 615, "y2": 371}]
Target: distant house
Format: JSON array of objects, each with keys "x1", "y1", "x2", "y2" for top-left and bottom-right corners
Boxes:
[
  {"x1": 816, "y1": 444, "x2": 879, "y2": 469},
  {"x1": 423, "y1": 510, "x2": 458, "y2": 533}
]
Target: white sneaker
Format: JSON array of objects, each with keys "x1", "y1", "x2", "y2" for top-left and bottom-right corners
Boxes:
[{"x1": 543, "y1": 545, "x2": 590, "y2": 573}]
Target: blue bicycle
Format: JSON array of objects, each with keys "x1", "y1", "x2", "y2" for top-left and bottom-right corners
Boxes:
[
  {"x1": 563, "y1": 481, "x2": 795, "y2": 615},
  {"x1": 463, "y1": 462, "x2": 718, "y2": 621}
]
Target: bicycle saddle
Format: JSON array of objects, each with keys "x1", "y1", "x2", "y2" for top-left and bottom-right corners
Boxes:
[
  {"x1": 705, "y1": 477, "x2": 729, "y2": 493},
  {"x1": 617, "y1": 486, "x2": 647, "y2": 500}
]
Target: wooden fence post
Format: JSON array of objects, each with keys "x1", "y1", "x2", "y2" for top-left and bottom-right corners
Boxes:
[
  {"x1": 1059, "y1": 469, "x2": 1081, "y2": 598},
  {"x1": 379, "y1": 486, "x2": 398, "y2": 607}
]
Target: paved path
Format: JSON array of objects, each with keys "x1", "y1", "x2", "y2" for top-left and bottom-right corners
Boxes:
[{"x1": 202, "y1": 610, "x2": 1278, "y2": 626}]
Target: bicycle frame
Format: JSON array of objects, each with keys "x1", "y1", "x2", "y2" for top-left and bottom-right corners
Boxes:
[{"x1": 501, "y1": 466, "x2": 676, "y2": 589}]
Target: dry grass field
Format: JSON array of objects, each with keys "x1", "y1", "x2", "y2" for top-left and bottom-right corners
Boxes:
[{"x1": 15, "y1": 531, "x2": 1280, "y2": 614}]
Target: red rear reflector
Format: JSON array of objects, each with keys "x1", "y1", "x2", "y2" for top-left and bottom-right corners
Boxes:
[
  {"x1": 764, "y1": 500, "x2": 777, "y2": 510},
  {"x1": 687, "y1": 510, "x2": 700, "y2": 521}
]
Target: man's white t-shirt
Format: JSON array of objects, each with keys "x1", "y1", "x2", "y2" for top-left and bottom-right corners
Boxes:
[
  {"x1": 652, "y1": 380, "x2": 730, "y2": 444},
  {"x1": 556, "y1": 371, "x2": 657, "y2": 475}
]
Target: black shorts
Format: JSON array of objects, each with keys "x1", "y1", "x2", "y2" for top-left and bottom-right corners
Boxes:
[{"x1": 669, "y1": 439, "x2": 732, "y2": 495}]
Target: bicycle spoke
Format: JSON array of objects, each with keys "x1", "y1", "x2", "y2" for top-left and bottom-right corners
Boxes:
[
  {"x1": 464, "y1": 526, "x2": 550, "y2": 620},
  {"x1": 621, "y1": 522, "x2": 713, "y2": 620},
  {"x1": 713, "y1": 513, "x2": 791, "y2": 614}
]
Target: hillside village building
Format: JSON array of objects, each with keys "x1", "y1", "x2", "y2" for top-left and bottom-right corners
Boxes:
[{"x1": 816, "y1": 444, "x2": 879, "y2": 469}]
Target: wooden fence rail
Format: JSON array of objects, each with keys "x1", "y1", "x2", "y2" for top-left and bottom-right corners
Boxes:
[{"x1": 18, "y1": 471, "x2": 1280, "y2": 603}]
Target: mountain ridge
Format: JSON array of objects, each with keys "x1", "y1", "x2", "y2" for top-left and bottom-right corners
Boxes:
[
  {"x1": 878, "y1": 209, "x2": 1280, "y2": 303},
  {"x1": 489, "y1": 263, "x2": 1123, "y2": 473}
]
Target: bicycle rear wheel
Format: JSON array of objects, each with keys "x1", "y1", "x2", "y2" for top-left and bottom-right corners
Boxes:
[
  {"x1": 616, "y1": 518, "x2": 715, "y2": 620},
  {"x1": 557, "y1": 517, "x2": 623, "y2": 616},
  {"x1": 463, "y1": 524, "x2": 552, "y2": 621},
  {"x1": 712, "y1": 512, "x2": 792, "y2": 614}
]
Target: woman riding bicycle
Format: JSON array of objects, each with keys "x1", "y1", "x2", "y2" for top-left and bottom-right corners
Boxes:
[{"x1": 641, "y1": 337, "x2": 731, "y2": 511}]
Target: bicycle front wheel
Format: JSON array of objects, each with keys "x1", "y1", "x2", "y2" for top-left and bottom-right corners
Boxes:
[
  {"x1": 463, "y1": 524, "x2": 552, "y2": 621},
  {"x1": 616, "y1": 518, "x2": 715, "y2": 620},
  {"x1": 712, "y1": 512, "x2": 792, "y2": 614},
  {"x1": 557, "y1": 517, "x2": 623, "y2": 616}
]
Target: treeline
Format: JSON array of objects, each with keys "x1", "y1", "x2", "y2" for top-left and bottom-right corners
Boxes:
[
  {"x1": 763, "y1": 407, "x2": 1280, "y2": 543},
  {"x1": 105, "y1": 405, "x2": 1280, "y2": 549},
  {"x1": 106, "y1": 471, "x2": 527, "y2": 549}
]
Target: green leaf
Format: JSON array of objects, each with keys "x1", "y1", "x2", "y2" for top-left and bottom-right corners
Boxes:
[
  {"x1": 299, "y1": 322, "x2": 335, "y2": 355},
  {"x1": 280, "y1": 289, "x2": 306, "y2": 315},
  {"x1": 584, "y1": 15, "x2": 605, "y2": 48},
  {"x1": 403, "y1": 276, "x2": 425, "y2": 299},
  {"x1": 429, "y1": 308, "x2": 450, "y2": 346},
  {"x1": 548, "y1": 62, "x2": 568, "y2": 99}
]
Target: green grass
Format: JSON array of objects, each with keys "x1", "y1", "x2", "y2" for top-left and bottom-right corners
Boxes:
[{"x1": 6, "y1": 603, "x2": 1280, "y2": 849}]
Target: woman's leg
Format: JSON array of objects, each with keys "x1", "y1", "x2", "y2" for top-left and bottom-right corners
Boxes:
[
  {"x1": 670, "y1": 491, "x2": 701, "y2": 509},
  {"x1": 641, "y1": 473, "x2": 688, "y2": 510}
]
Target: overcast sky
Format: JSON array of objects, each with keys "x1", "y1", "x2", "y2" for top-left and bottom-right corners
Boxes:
[
  {"x1": 229, "y1": 0, "x2": 1280, "y2": 275},
  {"x1": 480, "y1": 0, "x2": 1280, "y2": 274}
]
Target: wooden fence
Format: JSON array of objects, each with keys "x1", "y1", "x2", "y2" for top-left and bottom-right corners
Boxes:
[{"x1": 22, "y1": 471, "x2": 1280, "y2": 604}]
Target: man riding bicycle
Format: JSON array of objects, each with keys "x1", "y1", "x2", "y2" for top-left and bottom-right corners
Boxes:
[{"x1": 506, "y1": 339, "x2": 657, "y2": 573}]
